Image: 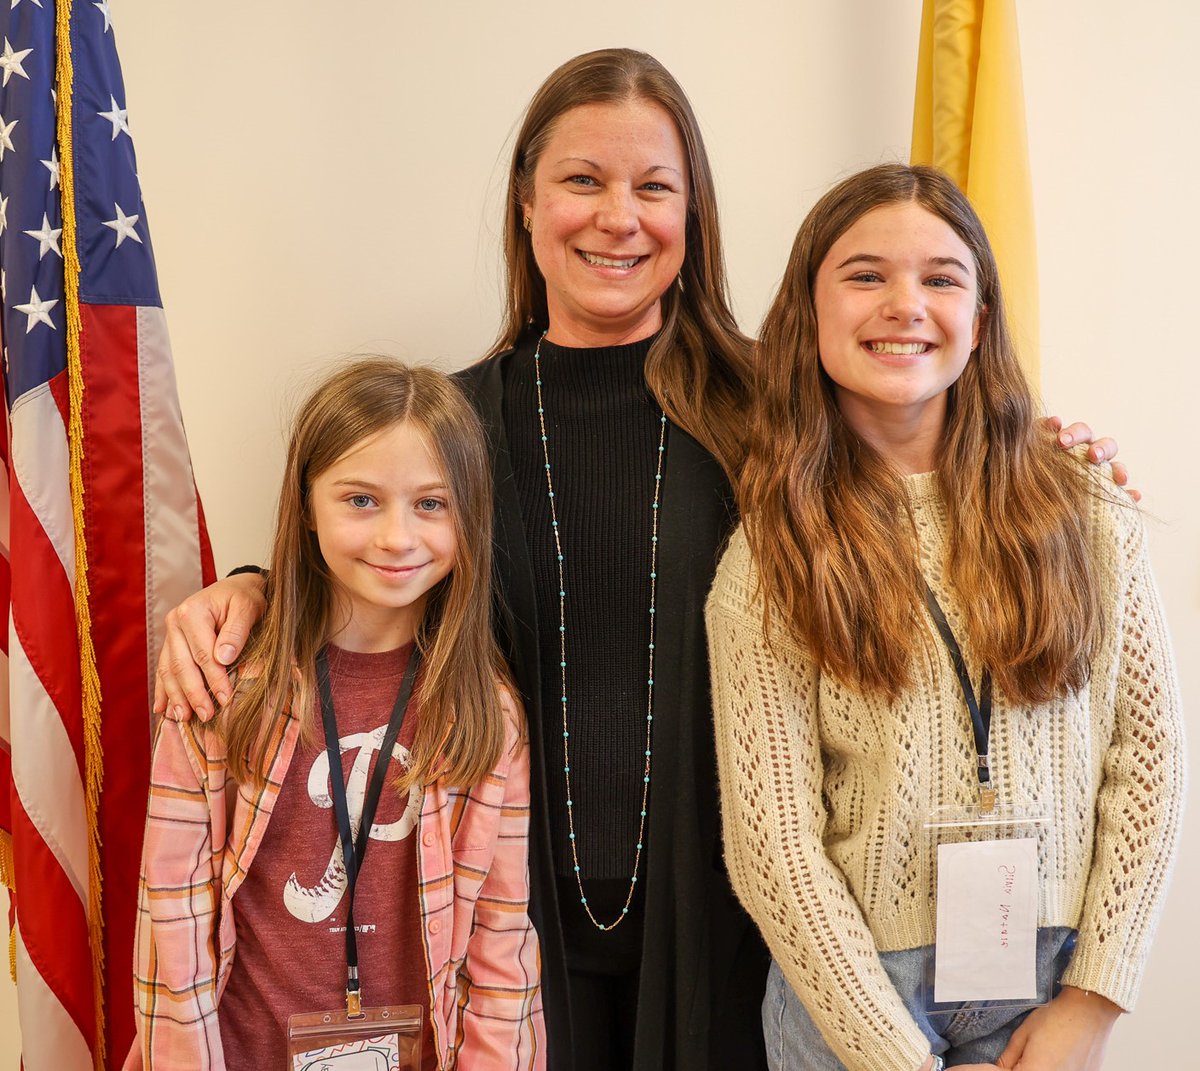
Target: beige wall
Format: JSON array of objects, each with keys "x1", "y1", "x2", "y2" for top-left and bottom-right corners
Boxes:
[{"x1": 4, "y1": 1, "x2": 1196, "y2": 1065}]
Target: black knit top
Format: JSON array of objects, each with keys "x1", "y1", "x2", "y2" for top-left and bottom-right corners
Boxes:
[{"x1": 502, "y1": 334, "x2": 663, "y2": 880}]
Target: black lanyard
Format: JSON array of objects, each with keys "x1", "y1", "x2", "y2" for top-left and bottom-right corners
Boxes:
[
  {"x1": 922, "y1": 583, "x2": 997, "y2": 811},
  {"x1": 315, "y1": 645, "x2": 420, "y2": 1015}
]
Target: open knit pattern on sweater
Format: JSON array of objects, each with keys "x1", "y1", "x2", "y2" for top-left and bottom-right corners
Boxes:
[{"x1": 705, "y1": 468, "x2": 1186, "y2": 1071}]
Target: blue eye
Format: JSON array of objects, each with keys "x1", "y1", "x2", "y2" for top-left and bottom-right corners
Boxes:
[
  {"x1": 849, "y1": 271, "x2": 883, "y2": 283},
  {"x1": 348, "y1": 494, "x2": 374, "y2": 509},
  {"x1": 926, "y1": 275, "x2": 957, "y2": 288},
  {"x1": 567, "y1": 175, "x2": 599, "y2": 187},
  {"x1": 417, "y1": 497, "x2": 445, "y2": 513}
]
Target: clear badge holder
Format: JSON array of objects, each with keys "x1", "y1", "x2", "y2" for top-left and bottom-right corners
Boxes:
[
  {"x1": 287, "y1": 1004, "x2": 423, "y2": 1070},
  {"x1": 921, "y1": 802, "x2": 1051, "y2": 1017}
]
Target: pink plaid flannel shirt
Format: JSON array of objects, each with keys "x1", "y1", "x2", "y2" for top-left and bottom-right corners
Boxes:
[{"x1": 126, "y1": 691, "x2": 544, "y2": 1070}]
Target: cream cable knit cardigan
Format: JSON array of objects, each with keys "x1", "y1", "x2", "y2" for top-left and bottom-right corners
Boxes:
[{"x1": 705, "y1": 470, "x2": 1185, "y2": 1071}]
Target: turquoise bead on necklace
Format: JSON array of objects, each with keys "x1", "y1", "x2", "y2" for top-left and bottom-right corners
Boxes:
[{"x1": 533, "y1": 332, "x2": 666, "y2": 932}]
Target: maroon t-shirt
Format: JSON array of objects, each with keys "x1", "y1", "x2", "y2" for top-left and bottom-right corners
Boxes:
[{"x1": 219, "y1": 643, "x2": 437, "y2": 1070}]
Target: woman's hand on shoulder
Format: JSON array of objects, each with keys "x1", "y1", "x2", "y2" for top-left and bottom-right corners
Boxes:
[
  {"x1": 994, "y1": 986, "x2": 1121, "y2": 1071},
  {"x1": 1046, "y1": 417, "x2": 1140, "y2": 502},
  {"x1": 153, "y1": 572, "x2": 268, "y2": 722}
]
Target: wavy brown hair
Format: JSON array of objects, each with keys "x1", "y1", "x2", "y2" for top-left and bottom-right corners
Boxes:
[
  {"x1": 741, "y1": 164, "x2": 1103, "y2": 702},
  {"x1": 223, "y1": 358, "x2": 511, "y2": 790},
  {"x1": 490, "y1": 47, "x2": 754, "y2": 477}
]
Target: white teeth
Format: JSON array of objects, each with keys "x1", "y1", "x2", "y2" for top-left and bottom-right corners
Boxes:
[
  {"x1": 580, "y1": 251, "x2": 640, "y2": 269},
  {"x1": 866, "y1": 341, "x2": 929, "y2": 355}
]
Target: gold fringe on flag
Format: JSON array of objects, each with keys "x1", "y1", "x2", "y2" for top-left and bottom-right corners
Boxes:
[
  {"x1": 1, "y1": 828, "x2": 15, "y2": 982},
  {"x1": 54, "y1": 2, "x2": 108, "y2": 1067}
]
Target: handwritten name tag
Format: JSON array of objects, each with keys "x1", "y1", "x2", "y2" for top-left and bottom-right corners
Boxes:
[
  {"x1": 293, "y1": 1033, "x2": 401, "y2": 1071},
  {"x1": 934, "y1": 836, "x2": 1038, "y2": 1002}
]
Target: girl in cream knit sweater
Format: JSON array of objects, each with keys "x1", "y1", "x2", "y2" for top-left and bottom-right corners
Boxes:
[{"x1": 706, "y1": 165, "x2": 1184, "y2": 1071}]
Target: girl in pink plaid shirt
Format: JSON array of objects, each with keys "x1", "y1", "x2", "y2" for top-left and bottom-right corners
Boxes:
[{"x1": 128, "y1": 359, "x2": 544, "y2": 1071}]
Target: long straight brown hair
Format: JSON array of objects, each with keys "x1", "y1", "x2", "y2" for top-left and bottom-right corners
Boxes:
[
  {"x1": 491, "y1": 47, "x2": 754, "y2": 478},
  {"x1": 223, "y1": 358, "x2": 511, "y2": 790},
  {"x1": 741, "y1": 164, "x2": 1105, "y2": 703}
]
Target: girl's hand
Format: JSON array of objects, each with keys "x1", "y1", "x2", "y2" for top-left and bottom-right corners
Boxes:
[
  {"x1": 153, "y1": 572, "x2": 268, "y2": 721},
  {"x1": 1045, "y1": 417, "x2": 1140, "y2": 502},
  {"x1": 995, "y1": 986, "x2": 1121, "y2": 1071}
]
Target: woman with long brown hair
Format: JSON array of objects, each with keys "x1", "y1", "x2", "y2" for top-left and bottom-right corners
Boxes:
[
  {"x1": 150, "y1": 56, "x2": 1123, "y2": 1071},
  {"x1": 707, "y1": 164, "x2": 1185, "y2": 1071},
  {"x1": 449, "y1": 49, "x2": 764, "y2": 1070}
]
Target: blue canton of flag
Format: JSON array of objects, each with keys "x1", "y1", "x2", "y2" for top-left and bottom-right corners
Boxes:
[
  {"x1": 3, "y1": 0, "x2": 159, "y2": 402},
  {"x1": 2, "y1": 0, "x2": 67, "y2": 403}
]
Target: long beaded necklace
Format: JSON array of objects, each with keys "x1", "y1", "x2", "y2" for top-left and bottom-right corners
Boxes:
[{"x1": 533, "y1": 332, "x2": 667, "y2": 931}]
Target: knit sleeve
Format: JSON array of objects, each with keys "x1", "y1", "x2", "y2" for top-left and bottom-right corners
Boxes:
[
  {"x1": 1059, "y1": 491, "x2": 1187, "y2": 1010},
  {"x1": 706, "y1": 527, "x2": 930, "y2": 1071}
]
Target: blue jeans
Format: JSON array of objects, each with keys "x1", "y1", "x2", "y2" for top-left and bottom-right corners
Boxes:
[{"x1": 762, "y1": 928, "x2": 1076, "y2": 1069}]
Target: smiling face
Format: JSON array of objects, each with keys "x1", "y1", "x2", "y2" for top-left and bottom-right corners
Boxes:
[
  {"x1": 308, "y1": 420, "x2": 457, "y2": 652},
  {"x1": 813, "y1": 200, "x2": 983, "y2": 467},
  {"x1": 523, "y1": 98, "x2": 689, "y2": 348}
]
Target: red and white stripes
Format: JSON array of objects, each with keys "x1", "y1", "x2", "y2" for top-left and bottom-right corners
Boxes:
[
  {"x1": 8, "y1": 371, "x2": 95, "y2": 1069},
  {"x1": 4, "y1": 308, "x2": 214, "y2": 1066}
]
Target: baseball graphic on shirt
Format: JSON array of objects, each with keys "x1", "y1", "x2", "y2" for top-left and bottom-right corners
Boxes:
[{"x1": 282, "y1": 722, "x2": 422, "y2": 924}]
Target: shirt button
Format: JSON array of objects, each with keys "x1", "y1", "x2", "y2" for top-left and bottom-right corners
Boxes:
[
  {"x1": 422, "y1": 832, "x2": 435, "y2": 847},
  {"x1": 428, "y1": 919, "x2": 442, "y2": 935}
]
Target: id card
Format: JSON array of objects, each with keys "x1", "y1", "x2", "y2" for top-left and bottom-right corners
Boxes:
[
  {"x1": 292, "y1": 1032, "x2": 401, "y2": 1071},
  {"x1": 287, "y1": 1005, "x2": 422, "y2": 1071},
  {"x1": 934, "y1": 836, "x2": 1037, "y2": 1001},
  {"x1": 922, "y1": 803, "x2": 1050, "y2": 1015}
]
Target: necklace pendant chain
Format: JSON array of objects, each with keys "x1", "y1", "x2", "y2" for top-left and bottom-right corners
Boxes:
[{"x1": 533, "y1": 332, "x2": 666, "y2": 932}]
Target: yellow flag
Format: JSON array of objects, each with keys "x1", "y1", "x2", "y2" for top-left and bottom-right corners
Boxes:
[{"x1": 912, "y1": 0, "x2": 1039, "y2": 380}]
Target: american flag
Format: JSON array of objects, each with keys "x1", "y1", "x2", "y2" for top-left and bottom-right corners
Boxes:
[{"x1": 0, "y1": 2, "x2": 215, "y2": 1068}]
